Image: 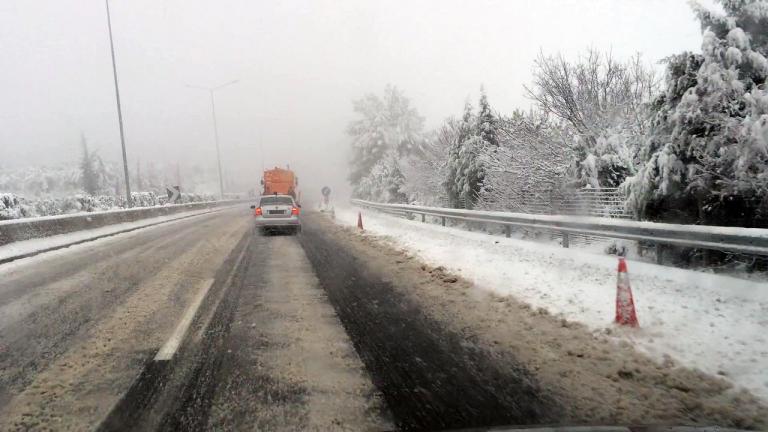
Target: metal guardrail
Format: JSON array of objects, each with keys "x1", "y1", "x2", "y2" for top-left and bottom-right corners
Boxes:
[{"x1": 351, "y1": 199, "x2": 768, "y2": 263}]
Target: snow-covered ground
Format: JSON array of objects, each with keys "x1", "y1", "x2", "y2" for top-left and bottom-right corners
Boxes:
[
  {"x1": 337, "y1": 206, "x2": 768, "y2": 402},
  {"x1": 0, "y1": 207, "x2": 223, "y2": 265}
]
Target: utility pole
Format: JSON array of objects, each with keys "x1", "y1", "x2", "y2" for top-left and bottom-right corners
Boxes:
[
  {"x1": 105, "y1": 0, "x2": 132, "y2": 206},
  {"x1": 209, "y1": 90, "x2": 225, "y2": 199},
  {"x1": 187, "y1": 80, "x2": 238, "y2": 200}
]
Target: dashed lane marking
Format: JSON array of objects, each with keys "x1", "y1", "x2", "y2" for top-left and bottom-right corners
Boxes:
[{"x1": 154, "y1": 237, "x2": 250, "y2": 362}]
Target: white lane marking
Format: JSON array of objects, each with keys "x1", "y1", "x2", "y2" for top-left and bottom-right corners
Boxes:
[
  {"x1": 153, "y1": 239, "x2": 250, "y2": 361},
  {"x1": 154, "y1": 278, "x2": 214, "y2": 361}
]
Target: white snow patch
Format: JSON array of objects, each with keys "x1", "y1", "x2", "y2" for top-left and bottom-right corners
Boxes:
[{"x1": 338, "y1": 206, "x2": 768, "y2": 402}]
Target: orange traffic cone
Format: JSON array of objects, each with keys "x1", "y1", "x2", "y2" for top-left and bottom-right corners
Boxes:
[
  {"x1": 615, "y1": 257, "x2": 639, "y2": 327},
  {"x1": 357, "y1": 211, "x2": 364, "y2": 230}
]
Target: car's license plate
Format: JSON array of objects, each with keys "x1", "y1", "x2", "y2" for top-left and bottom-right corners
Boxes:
[{"x1": 268, "y1": 210, "x2": 285, "y2": 215}]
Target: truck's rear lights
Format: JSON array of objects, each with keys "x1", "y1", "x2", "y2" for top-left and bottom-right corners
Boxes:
[
  {"x1": 291, "y1": 207, "x2": 300, "y2": 215},
  {"x1": 255, "y1": 207, "x2": 263, "y2": 216}
]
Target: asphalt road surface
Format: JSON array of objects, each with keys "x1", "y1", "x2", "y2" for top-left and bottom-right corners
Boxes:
[
  {"x1": 0, "y1": 207, "x2": 252, "y2": 430},
  {"x1": 0, "y1": 208, "x2": 557, "y2": 431}
]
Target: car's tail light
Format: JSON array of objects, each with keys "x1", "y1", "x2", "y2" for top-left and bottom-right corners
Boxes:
[
  {"x1": 254, "y1": 207, "x2": 262, "y2": 216},
  {"x1": 291, "y1": 207, "x2": 300, "y2": 215}
]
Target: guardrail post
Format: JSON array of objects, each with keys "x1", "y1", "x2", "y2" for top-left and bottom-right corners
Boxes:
[
  {"x1": 421, "y1": 213, "x2": 425, "y2": 223},
  {"x1": 656, "y1": 244, "x2": 663, "y2": 265},
  {"x1": 562, "y1": 232, "x2": 570, "y2": 248},
  {"x1": 505, "y1": 225, "x2": 511, "y2": 238},
  {"x1": 441, "y1": 216, "x2": 446, "y2": 227}
]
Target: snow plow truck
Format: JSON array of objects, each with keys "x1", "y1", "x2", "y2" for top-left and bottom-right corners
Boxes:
[{"x1": 261, "y1": 166, "x2": 299, "y2": 201}]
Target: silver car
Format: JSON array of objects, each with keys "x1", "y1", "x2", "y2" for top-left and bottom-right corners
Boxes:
[{"x1": 251, "y1": 194, "x2": 302, "y2": 234}]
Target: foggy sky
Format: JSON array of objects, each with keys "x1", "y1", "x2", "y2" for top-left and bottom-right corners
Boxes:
[{"x1": 1, "y1": 0, "x2": 704, "y2": 197}]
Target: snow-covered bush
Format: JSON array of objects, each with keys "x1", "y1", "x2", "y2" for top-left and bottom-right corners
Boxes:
[
  {"x1": 0, "y1": 193, "x2": 25, "y2": 220},
  {"x1": 179, "y1": 192, "x2": 216, "y2": 204},
  {"x1": 0, "y1": 190, "x2": 219, "y2": 220},
  {"x1": 130, "y1": 191, "x2": 158, "y2": 208},
  {"x1": 353, "y1": 157, "x2": 407, "y2": 203}
]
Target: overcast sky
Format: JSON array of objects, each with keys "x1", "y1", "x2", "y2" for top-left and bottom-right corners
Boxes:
[{"x1": 0, "y1": 0, "x2": 705, "y2": 195}]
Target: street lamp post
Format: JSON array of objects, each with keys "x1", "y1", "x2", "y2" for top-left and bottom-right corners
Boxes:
[
  {"x1": 187, "y1": 80, "x2": 238, "y2": 200},
  {"x1": 104, "y1": 0, "x2": 132, "y2": 207}
]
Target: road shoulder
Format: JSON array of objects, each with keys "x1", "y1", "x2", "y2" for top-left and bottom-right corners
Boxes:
[{"x1": 308, "y1": 211, "x2": 768, "y2": 430}]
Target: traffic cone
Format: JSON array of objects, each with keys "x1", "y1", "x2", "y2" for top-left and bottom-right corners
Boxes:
[
  {"x1": 357, "y1": 211, "x2": 364, "y2": 230},
  {"x1": 615, "y1": 257, "x2": 639, "y2": 327}
]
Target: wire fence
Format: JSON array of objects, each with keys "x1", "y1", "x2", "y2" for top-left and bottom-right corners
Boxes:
[
  {"x1": 468, "y1": 187, "x2": 629, "y2": 246},
  {"x1": 503, "y1": 187, "x2": 629, "y2": 218}
]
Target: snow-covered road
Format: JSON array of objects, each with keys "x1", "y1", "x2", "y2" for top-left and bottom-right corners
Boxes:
[
  {"x1": 3, "y1": 207, "x2": 764, "y2": 429},
  {"x1": 0, "y1": 207, "x2": 252, "y2": 430},
  {"x1": 0, "y1": 206, "x2": 227, "y2": 265},
  {"x1": 338, "y1": 206, "x2": 768, "y2": 402}
]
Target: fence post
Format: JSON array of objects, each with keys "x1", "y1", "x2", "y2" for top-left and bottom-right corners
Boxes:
[
  {"x1": 505, "y1": 225, "x2": 511, "y2": 238},
  {"x1": 562, "y1": 232, "x2": 570, "y2": 248},
  {"x1": 421, "y1": 213, "x2": 425, "y2": 223},
  {"x1": 656, "y1": 243, "x2": 664, "y2": 265},
  {"x1": 441, "y1": 216, "x2": 446, "y2": 227}
]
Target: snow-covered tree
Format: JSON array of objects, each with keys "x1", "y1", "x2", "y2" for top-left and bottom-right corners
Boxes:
[
  {"x1": 477, "y1": 86, "x2": 499, "y2": 147},
  {"x1": 445, "y1": 102, "x2": 479, "y2": 208},
  {"x1": 80, "y1": 134, "x2": 99, "y2": 196},
  {"x1": 401, "y1": 127, "x2": 451, "y2": 205},
  {"x1": 444, "y1": 90, "x2": 500, "y2": 209},
  {"x1": 145, "y1": 162, "x2": 161, "y2": 191},
  {"x1": 477, "y1": 109, "x2": 574, "y2": 211},
  {"x1": 526, "y1": 49, "x2": 657, "y2": 188},
  {"x1": 135, "y1": 159, "x2": 144, "y2": 191},
  {"x1": 444, "y1": 109, "x2": 466, "y2": 207},
  {"x1": 454, "y1": 135, "x2": 486, "y2": 208},
  {"x1": 625, "y1": 0, "x2": 768, "y2": 226},
  {"x1": 347, "y1": 85, "x2": 427, "y2": 197}
]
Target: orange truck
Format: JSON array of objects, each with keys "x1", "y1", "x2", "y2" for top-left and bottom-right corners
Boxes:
[{"x1": 261, "y1": 166, "x2": 299, "y2": 200}]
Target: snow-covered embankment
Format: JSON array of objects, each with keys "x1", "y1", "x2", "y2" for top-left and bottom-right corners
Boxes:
[{"x1": 338, "y1": 206, "x2": 768, "y2": 402}]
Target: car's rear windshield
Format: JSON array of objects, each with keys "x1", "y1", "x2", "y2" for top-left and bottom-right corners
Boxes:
[{"x1": 260, "y1": 196, "x2": 293, "y2": 206}]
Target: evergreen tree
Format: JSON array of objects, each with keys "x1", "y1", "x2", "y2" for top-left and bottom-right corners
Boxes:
[
  {"x1": 445, "y1": 100, "x2": 488, "y2": 208},
  {"x1": 455, "y1": 135, "x2": 486, "y2": 208},
  {"x1": 146, "y1": 162, "x2": 160, "y2": 191},
  {"x1": 477, "y1": 86, "x2": 499, "y2": 147},
  {"x1": 79, "y1": 134, "x2": 99, "y2": 196},
  {"x1": 626, "y1": 0, "x2": 768, "y2": 226},
  {"x1": 135, "y1": 159, "x2": 143, "y2": 191},
  {"x1": 381, "y1": 157, "x2": 408, "y2": 203},
  {"x1": 445, "y1": 102, "x2": 472, "y2": 207}
]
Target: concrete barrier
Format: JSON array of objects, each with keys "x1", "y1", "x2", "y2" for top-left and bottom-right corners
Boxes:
[{"x1": 0, "y1": 200, "x2": 243, "y2": 247}]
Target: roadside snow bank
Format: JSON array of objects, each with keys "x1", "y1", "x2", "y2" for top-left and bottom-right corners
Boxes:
[{"x1": 337, "y1": 206, "x2": 768, "y2": 402}]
